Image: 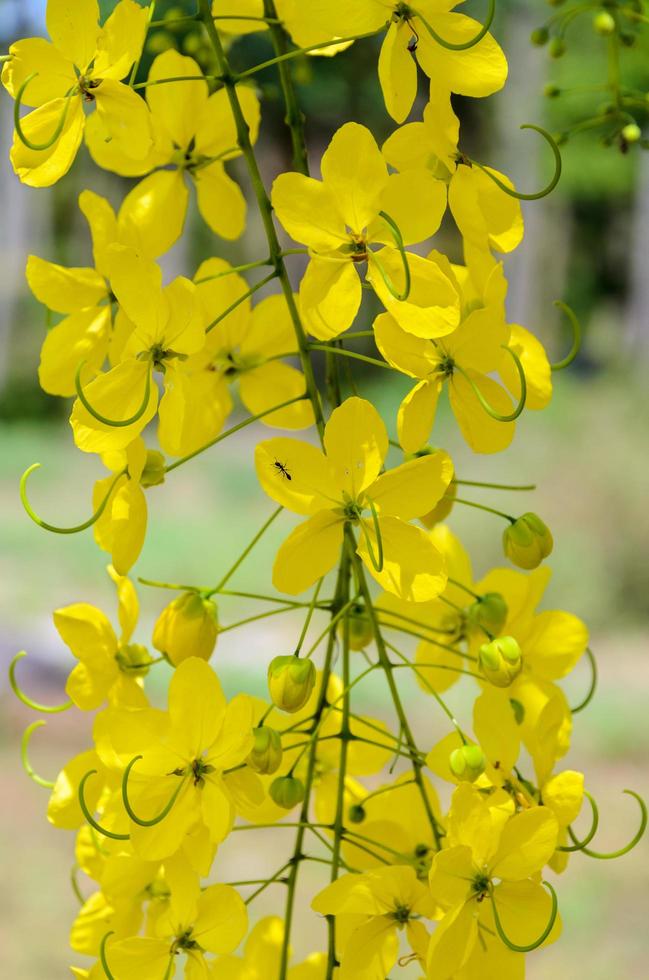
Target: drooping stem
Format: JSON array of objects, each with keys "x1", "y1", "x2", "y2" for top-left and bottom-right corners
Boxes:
[{"x1": 264, "y1": 0, "x2": 309, "y2": 175}]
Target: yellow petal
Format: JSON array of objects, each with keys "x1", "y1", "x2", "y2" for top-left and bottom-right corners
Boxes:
[
  {"x1": 108, "y1": 563, "x2": 140, "y2": 642},
  {"x1": 373, "y1": 310, "x2": 438, "y2": 378},
  {"x1": 448, "y1": 371, "x2": 515, "y2": 454},
  {"x1": 2, "y1": 38, "x2": 76, "y2": 106},
  {"x1": 194, "y1": 162, "x2": 247, "y2": 240},
  {"x1": 200, "y1": 775, "x2": 235, "y2": 843},
  {"x1": 414, "y1": 639, "x2": 462, "y2": 695},
  {"x1": 321, "y1": 122, "x2": 388, "y2": 233},
  {"x1": 368, "y1": 451, "x2": 453, "y2": 520},
  {"x1": 299, "y1": 255, "x2": 362, "y2": 341},
  {"x1": 339, "y1": 916, "x2": 399, "y2": 979},
  {"x1": 195, "y1": 84, "x2": 260, "y2": 158},
  {"x1": 54, "y1": 602, "x2": 117, "y2": 662},
  {"x1": 397, "y1": 379, "x2": 442, "y2": 454},
  {"x1": 39, "y1": 306, "x2": 111, "y2": 397},
  {"x1": 490, "y1": 807, "x2": 559, "y2": 880},
  {"x1": 158, "y1": 367, "x2": 230, "y2": 458},
  {"x1": 78, "y1": 190, "x2": 119, "y2": 277},
  {"x1": 70, "y1": 359, "x2": 158, "y2": 455},
  {"x1": 240, "y1": 362, "x2": 314, "y2": 430},
  {"x1": 66, "y1": 660, "x2": 118, "y2": 711},
  {"x1": 449, "y1": 164, "x2": 523, "y2": 254},
  {"x1": 11, "y1": 97, "x2": 84, "y2": 187},
  {"x1": 241, "y1": 293, "x2": 296, "y2": 359},
  {"x1": 522, "y1": 610, "x2": 589, "y2": 681},
  {"x1": 168, "y1": 658, "x2": 227, "y2": 759},
  {"x1": 26, "y1": 255, "x2": 106, "y2": 314},
  {"x1": 100, "y1": 936, "x2": 173, "y2": 980},
  {"x1": 416, "y1": 14, "x2": 507, "y2": 98},
  {"x1": 211, "y1": 0, "x2": 267, "y2": 35},
  {"x1": 47, "y1": 749, "x2": 103, "y2": 829},
  {"x1": 426, "y1": 900, "x2": 478, "y2": 980},
  {"x1": 368, "y1": 250, "x2": 460, "y2": 339},
  {"x1": 370, "y1": 170, "x2": 447, "y2": 246},
  {"x1": 501, "y1": 323, "x2": 552, "y2": 410},
  {"x1": 119, "y1": 169, "x2": 189, "y2": 259},
  {"x1": 255, "y1": 437, "x2": 339, "y2": 515},
  {"x1": 473, "y1": 689, "x2": 520, "y2": 773},
  {"x1": 272, "y1": 173, "x2": 347, "y2": 250},
  {"x1": 358, "y1": 516, "x2": 447, "y2": 603},
  {"x1": 377, "y1": 20, "x2": 418, "y2": 123},
  {"x1": 84, "y1": 106, "x2": 166, "y2": 177},
  {"x1": 324, "y1": 396, "x2": 388, "y2": 498},
  {"x1": 94, "y1": 79, "x2": 152, "y2": 160},
  {"x1": 542, "y1": 770, "x2": 584, "y2": 828},
  {"x1": 273, "y1": 512, "x2": 344, "y2": 595},
  {"x1": 107, "y1": 244, "x2": 164, "y2": 338},
  {"x1": 46, "y1": 0, "x2": 100, "y2": 69},
  {"x1": 429, "y1": 845, "x2": 475, "y2": 909},
  {"x1": 194, "y1": 884, "x2": 248, "y2": 954},
  {"x1": 489, "y1": 879, "x2": 562, "y2": 948},
  {"x1": 106, "y1": 480, "x2": 148, "y2": 575},
  {"x1": 146, "y1": 50, "x2": 207, "y2": 148},
  {"x1": 93, "y1": 0, "x2": 148, "y2": 80}
]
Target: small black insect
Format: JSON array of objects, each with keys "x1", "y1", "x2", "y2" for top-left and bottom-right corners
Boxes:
[{"x1": 272, "y1": 459, "x2": 292, "y2": 481}]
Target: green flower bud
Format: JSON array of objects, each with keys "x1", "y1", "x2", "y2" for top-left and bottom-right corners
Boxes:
[
  {"x1": 348, "y1": 803, "x2": 366, "y2": 824},
  {"x1": 543, "y1": 84, "x2": 561, "y2": 99},
  {"x1": 593, "y1": 11, "x2": 616, "y2": 35},
  {"x1": 147, "y1": 31, "x2": 174, "y2": 54},
  {"x1": 503, "y1": 513, "x2": 553, "y2": 570},
  {"x1": 342, "y1": 603, "x2": 374, "y2": 651},
  {"x1": 479, "y1": 636, "x2": 523, "y2": 688},
  {"x1": 247, "y1": 726, "x2": 283, "y2": 775},
  {"x1": 548, "y1": 37, "x2": 566, "y2": 58},
  {"x1": 270, "y1": 775, "x2": 305, "y2": 809},
  {"x1": 140, "y1": 450, "x2": 166, "y2": 488},
  {"x1": 621, "y1": 123, "x2": 642, "y2": 143},
  {"x1": 449, "y1": 744, "x2": 486, "y2": 782},
  {"x1": 530, "y1": 27, "x2": 549, "y2": 46},
  {"x1": 268, "y1": 656, "x2": 316, "y2": 713},
  {"x1": 115, "y1": 642, "x2": 152, "y2": 678},
  {"x1": 468, "y1": 592, "x2": 508, "y2": 637},
  {"x1": 152, "y1": 592, "x2": 219, "y2": 667}
]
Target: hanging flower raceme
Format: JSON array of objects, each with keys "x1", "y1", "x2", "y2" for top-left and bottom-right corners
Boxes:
[
  {"x1": 271, "y1": 121, "x2": 457, "y2": 340},
  {"x1": 2, "y1": 0, "x2": 152, "y2": 186},
  {"x1": 86, "y1": 49, "x2": 260, "y2": 252},
  {"x1": 255, "y1": 396, "x2": 454, "y2": 600}
]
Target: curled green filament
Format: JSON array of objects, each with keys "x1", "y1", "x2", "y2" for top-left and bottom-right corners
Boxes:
[
  {"x1": 75, "y1": 361, "x2": 153, "y2": 428},
  {"x1": 568, "y1": 790, "x2": 647, "y2": 860},
  {"x1": 491, "y1": 879, "x2": 558, "y2": 952},
  {"x1": 359, "y1": 500, "x2": 384, "y2": 573},
  {"x1": 372, "y1": 210, "x2": 411, "y2": 302},
  {"x1": 557, "y1": 791, "x2": 599, "y2": 853},
  {"x1": 20, "y1": 463, "x2": 126, "y2": 535},
  {"x1": 99, "y1": 932, "x2": 117, "y2": 980},
  {"x1": 471, "y1": 124, "x2": 562, "y2": 201},
  {"x1": 570, "y1": 647, "x2": 597, "y2": 714},
  {"x1": 122, "y1": 755, "x2": 188, "y2": 827},
  {"x1": 411, "y1": 0, "x2": 496, "y2": 52},
  {"x1": 551, "y1": 300, "x2": 582, "y2": 371},
  {"x1": 455, "y1": 345, "x2": 527, "y2": 423},
  {"x1": 9, "y1": 651, "x2": 72, "y2": 713},
  {"x1": 21, "y1": 721, "x2": 56, "y2": 788},
  {"x1": 78, "y1": 770, "x2": 131, "y2": 841},
  {"x1": 14, "y1": 72, "x2": 75, "y2": 151}
]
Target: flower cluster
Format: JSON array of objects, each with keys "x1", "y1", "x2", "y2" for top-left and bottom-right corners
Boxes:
[{"x1": 4, "y1": 2, "x2": 645, "y2": 979}]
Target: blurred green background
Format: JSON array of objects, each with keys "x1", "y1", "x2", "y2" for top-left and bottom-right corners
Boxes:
[{"x1": 1, "y1": 0, "x2": 648, "y2": 976}]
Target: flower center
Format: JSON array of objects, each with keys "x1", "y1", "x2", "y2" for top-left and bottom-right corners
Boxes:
[{"x1": 472, "y1": 873, "x2": 491, "y2": 901}]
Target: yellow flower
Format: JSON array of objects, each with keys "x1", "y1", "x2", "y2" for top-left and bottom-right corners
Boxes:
[
  {"x1": 93, "y1": 657, "x2": 261, "y2": 859},
  {"x1": 103, "y1": 881, "x2": 247, "y2": 979},
  {"x1": 92, "y1": 439, "x2": 155, "y2": 575},
  {"x1": 255, "y1": 396, "x2": 454, "y2": 601},
  {"x1": 70, "y1": 245, "x2": 205, "y2": 456},
  {"x1": 86, "y1": 49, "x2": 260, "y2": 251},
  {"x1": 210, "y1": 915, "x2": 326, "y2": 978},
  {"x1": 2, "y1": 0, "x2": 152, "y2": 186},
  {"x1": 427, "y1": 783, "x2": 560, "y2": 977},
  {"x1": 272, "y1": 121, "x2": 454, "y2": 340},
  {"x1": 54, "y1": 565, "x2": 151, "y2": 711},
  {"x1": 312, "y1": 864, "x2": 435, "y2": 979}
]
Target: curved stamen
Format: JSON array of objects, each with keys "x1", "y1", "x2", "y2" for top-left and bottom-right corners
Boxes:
[
  {"x1": 99, "y1": 932, "x2": 117, "y2": 980},
  {"x1": 9, "y1": 651, "x2": 72, "y2": 713},
  {"x1": 122, "y1": 755, "x2": 189, "y2": 827},
  {"x1": 568, "y1": 790, "x2": 647, "y2": 860},
  {"x1": 411, "y1": 0, "x2": 496, "y2": 52},
  {"x1": 21, "y1": 721, "x2": 55, "y2": 788},
  {"x1": 358, "y1": 500, "x2": 384, "y2": 574},
  {"x1": 14, "y1": 72, "x2": 75, "y2": 151},
  {"x1": 557, "y1": 790, "x2": 599, "y2": 852},
  {"x1": 491, "y1": 879, "x2": 558, "y2": 952},
  {"x1": 550, "y1": 301, "x2": 582, "y2": 370},
  {"x1": 570, "y1": 647, "x2": 597, "y2": 713},
  {"x1": 75, "y1": 361, "x2": 153, "y2": 428},
  {"x1": 455, "y1": 346, "x2": 527, "y2": 422},
  {"x1": 471, "y1": 124, "x2": 562, "y2": 201},
  {"x1": 78, "y1": 770, "x2": 130, "y2": 841},
  {"x1": 373, "y1": 210, "x2": 411, "y2": 302},
  {"x1": 20, "y1": 463, "x2": 126, "y2": 535}
]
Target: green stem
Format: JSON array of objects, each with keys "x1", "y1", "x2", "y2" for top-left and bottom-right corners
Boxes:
[
  {"x1": 264, "y1": 0, "x2": 309, "y2": 175},
  {"x1": 208, "y1": 506, "x2": 283, "y2": 595},
  {"x1": 450, "y1": 497, "x2": 515, "y2": 522},
  {"x1": 194, "y1": 256, "x2": 272, "y2": 282},
  {"x1": 294, "y1": 578, "x2": 324, "y2": 654},
  {"x1": 236, "y1": 29, "x2": 383, "y2": 80},
  {"x1": 385, "y1": 641, "x2": 469, "y2": 742},
  {"x1": 309, "y1": 344, "x2": 394, "y2": 371},
  {"x1": 205, "y1": 271, "x2": 277, "y2": 332},
  {"x1": 453, "y1": 478, "x2": 536, "y2": 491}
]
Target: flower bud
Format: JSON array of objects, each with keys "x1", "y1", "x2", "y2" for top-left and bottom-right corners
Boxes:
[
  {"x1": 593, "y1": 11, "x2": 615, "y2": 35},
  {"x1": 543, "y1": 84, "x2": 561, "y2": 99},
  {"x1": 247, "y1": 726, "x2": 283, "y2": 775},
  {"x1": 530, "y1": 27, "x2": 549, "y2": 46},
  {"x1": 348, "y1": 803, "x2": 366, "y2": 824},
  {"x1": 503, "y1": 513, "x2": 553, "y2": 569},
  {"x1": 152, "y1": 592, "x2": 219, "y2": 667},
  {"x1": 548, "y1": 37, "x2": 566, "y2": 58},
  {"x1": 468, "y1": 592, "x2": 508, "y2": 637},
  {"x1": 449, "y1": 744, "x2": 486, "y2": 782},
  {"x1": 479, "y1": 636, "x2": 523, "y2": 688},
  {"x1": 140, "y1": 450, "x2": 166, "y2": 488},
  {"x1": 621, "y1": 123, "x2": 642, "y2": 143},
  {"x1": 342, "y1": 604, "x2": 374, "y2": 651},
  {"x1": 270, "y1": 775, "x2": 305, "y2": 809},
  {"x1": 267, "y1": 656, "x2": 316, "y2": 713}
]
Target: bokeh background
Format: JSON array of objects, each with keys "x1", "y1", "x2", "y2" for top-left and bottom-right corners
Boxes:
[{"x1": 1, "y1": 0, "x2": 648, "y2": 976}]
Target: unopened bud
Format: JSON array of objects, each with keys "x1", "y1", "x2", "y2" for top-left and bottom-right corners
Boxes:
[
  {"x1": 530, "y1": 27, "x2": 549, "y2": 46},
  {"x1": 593, "y1": 12, "x2": 615, "y2": 35},
  {"x1": 621, "y1": 123, "x2": 642, "y2": 143},
  {"x1": 468, "y1": 592, "x2": 508, "y2": 637},
  {"x1": 342, "y1": 604, "x2": 374, "y2": 651},
  {"x1": 549, "y1": 37, "x2": 566, "y2": 58},
  {"x1": 348, "y1": 804, "x2": 366, "y2": 824},
  {"x1": 269, "y1": 775, "x2": 305, "y2": 809},
  {"x1": 268, "y1": 656, "x2": 316, "y2": 713},
  {"x1": 543, "y1": 84, "x2": 561, "y2": 99},
  {"x1": 503, "y1": 513, "x2": 553, "y2": 569},
  {"x1": 247, "y1": 726, "x2": 283, "y2": 775},
  {"x1": 152, "y1": 592, "x2": 218, "y2": 667},
  {"x1": 449, "y1": 744, "x2": 486, "y2": 782},
  {"x1": 140, "y1": 450, "x2": 166, "y2": 488},
  {"x1": 479, "y1": 636, "x2": 523, "y2": 688}
]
